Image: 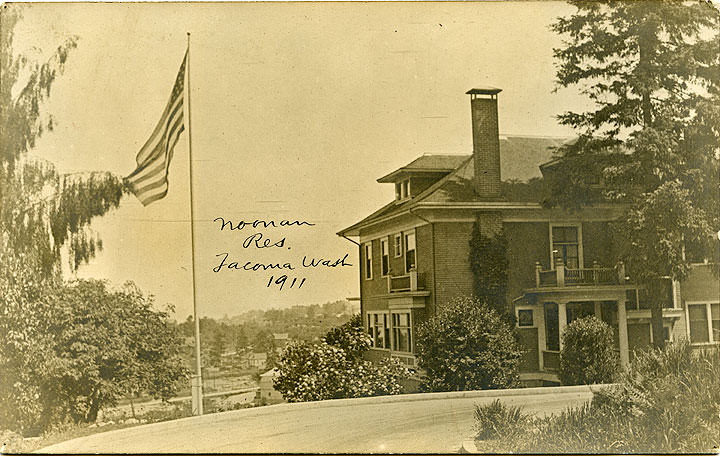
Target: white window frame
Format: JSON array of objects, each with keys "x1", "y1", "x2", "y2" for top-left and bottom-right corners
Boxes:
[
  {"x1": 549, "y1": 223, "x2": 583, "y2": 269},
  {"x1": 516, "y1": 307, "x2": 536, "y2": 328},
  {"x1": 364, "y1": 242, "x2": 373, "y2": 280},
  {"x1": 685, "y1": 301, "x2": 720, "y2": 346},
  {"x1": 403, "y1": 230, "x2": 416, "y2": 274},
  {"x1": 367, "y1": 311, "x2": 390, "y2": 350},
  {"x1": 391, "y1": 311, "x2": 413, "y2": 353},
  {"x1": 394, "y1": 233, "x2": 402, "y2": 258}
]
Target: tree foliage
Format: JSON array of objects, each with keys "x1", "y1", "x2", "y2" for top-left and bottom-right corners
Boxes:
[
  {"x1": 0, "y1": 280, "x2": 188, "y2": 435},
  {"x1": 1, "y1": 7, "x2": 126, "y2": 276},
  {"x1": 469, "y1": 220, "x2": 509, "y2": 316},
  {"x1": 273, "y1": 315, "x2": 409, "y2": 402},
  {"x1": 549, "y1": 1, "x2": 720, "y2": 347},
  {"x1": 415, "y1": 296, "x2": 522, "y2": 392},
  {"x1": 559, "y1": 316, "x2": 619, "y2": 385}
]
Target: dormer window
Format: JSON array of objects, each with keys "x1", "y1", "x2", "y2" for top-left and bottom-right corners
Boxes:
[{"x1": 395, "y1": 179, "x2": 411, "y2": 201}]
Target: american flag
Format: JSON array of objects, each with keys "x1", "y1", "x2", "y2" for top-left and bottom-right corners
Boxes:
[{"x1": 125, "y1": 52, "x2": 187, "y2": 206}]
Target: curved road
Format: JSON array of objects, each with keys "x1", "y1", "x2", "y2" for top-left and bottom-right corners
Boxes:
[{"x1": 40, "y1": 386, "x2": 599, "y2": 453}]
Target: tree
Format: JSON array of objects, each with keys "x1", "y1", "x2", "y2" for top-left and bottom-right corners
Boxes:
[
  {"x1": 550, "y1": 1, "x2": 720, "y2": 347},
  {"x1": 1, "y1": 8, "x2": 125, "y2": 277},
  {"x1": 273, "y1": 316, "x2": 409, "y2": 402},
  {"x1": 0, "y1": 9, "x2": 130, "y2": 435},
  {"x1": 233, "y1": 325, "x2": 248, "y2": 358},
  {"x1": 0, "y1": 280, "x2": 188, "y2": 434},
  {"x1": 469, "y1": 219, "x2": 509, "y2": 316},
  {"x1": 209, "y1": 331, "x2": 227, "y2": 367},
  {"x1": 415, "y1": 296, "x2": 522, "y2": 392},
  {"x1": 559, "y1": 316, "x2": 619, "y2": 385}
]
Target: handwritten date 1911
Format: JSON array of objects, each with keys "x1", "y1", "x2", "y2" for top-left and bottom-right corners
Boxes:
[{"x1": 267, "y1": 275, "x2": 306, "y2": 291}]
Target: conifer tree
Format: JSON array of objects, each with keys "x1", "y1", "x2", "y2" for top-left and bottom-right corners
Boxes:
[{"x1": 550, "y1": 1, "x2": 720, "y2": 347}]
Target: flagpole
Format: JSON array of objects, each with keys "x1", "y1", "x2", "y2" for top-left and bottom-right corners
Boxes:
[{"x1": 186, "y1": 32, "x2": 204, "y2": 416}]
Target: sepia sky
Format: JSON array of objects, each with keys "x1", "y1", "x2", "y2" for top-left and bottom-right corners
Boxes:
[{"x1": 11, "y1": 2, "x2": 592, "y2": 320}]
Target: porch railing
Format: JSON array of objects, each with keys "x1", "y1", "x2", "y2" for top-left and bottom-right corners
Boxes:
[
  {"x1": 535, "y1": 260, "x2": 625, "y2": 288},
  {"x1": 388, "y1": 270, "x2": 425, "y2": 293}
]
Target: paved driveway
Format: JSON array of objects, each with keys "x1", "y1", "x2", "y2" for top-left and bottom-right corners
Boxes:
[{"x1": 39, "y1": 386, "x2": 599, "y2": 453}]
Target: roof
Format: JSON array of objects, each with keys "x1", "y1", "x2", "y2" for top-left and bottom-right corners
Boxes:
[
  {"x1": 338, "y1": 135, "x2": 570, "y2": 236},
  {"x1": 377, "y1": 155, "x2": 469, "y2": 183},
  {"x1": 466, "y1": 87, "x2": 502, "y2": 95}
]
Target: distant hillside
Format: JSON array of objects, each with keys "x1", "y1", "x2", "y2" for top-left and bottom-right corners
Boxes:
[{"x1": 176, "y1": 300, "x2": 360, "y2": 366}]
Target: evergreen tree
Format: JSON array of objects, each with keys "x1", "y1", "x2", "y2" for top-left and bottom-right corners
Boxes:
[{"x1": 550, "y1": 1, "x2": 720, "y2": 347}]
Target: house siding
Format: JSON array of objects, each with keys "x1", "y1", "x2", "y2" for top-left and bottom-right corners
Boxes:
[
  {"x1": 505, "y1": 222, "x2": 549, "y2": 300},
  {"x1": 416, "y1": 224, "x2": 435, "y2": 315},
  {"x1": 582, "y1": 222, "x2": 617, "y2": 267},
  {"x1": 681, "y1": 264, "x2": 719, "y2": 302},
  {"x1": 432, "y1": 222, "x2": 475, "y2": 308}
]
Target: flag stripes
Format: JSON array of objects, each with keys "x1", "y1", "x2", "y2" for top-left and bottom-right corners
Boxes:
[{"x1": 125, "y1": 52, "x2": 187, "y2": 206}]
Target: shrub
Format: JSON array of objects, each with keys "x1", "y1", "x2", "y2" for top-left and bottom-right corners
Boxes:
[
  {"x1": 273, "y1": 316, "x2": 410, "y2": 402},
  {"x1": 559, "y1": 316, "x2": 619, "y2": 385},
  {"x1": 415, "y1": 296, "x2": 522, "y2": 392},
  {"x1": 322, "y1": 314, "x2": 369, "y2": 360},
  {"x1": 466, "y1": 340, "x2": 720, "y2": 453},
  {"x1": 474, "y1": 399, "x2": 530, "y2": 441}
]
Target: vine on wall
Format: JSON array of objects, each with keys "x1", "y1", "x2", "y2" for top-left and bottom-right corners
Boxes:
[{"x1": 468, "y1": 216, "x2": 509, "y2": 316}]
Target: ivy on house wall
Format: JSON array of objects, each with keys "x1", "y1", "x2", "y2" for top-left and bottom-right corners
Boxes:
[{"x1": 469, "y1": 217, "x2": 509, "y2": 316}]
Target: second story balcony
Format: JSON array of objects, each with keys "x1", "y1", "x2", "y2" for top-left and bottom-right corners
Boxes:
[
  {"x1": 387, "y1": 270, "x2": 426, "y2": 293},
  {"x1": 534, "y1": 259, "x2": 626, "y2": 288}
]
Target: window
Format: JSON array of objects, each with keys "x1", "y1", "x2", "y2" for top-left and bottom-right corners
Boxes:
[
  {"x1": 394, "y1": 234, "x2": 402, "y2": 257},
  {"x1": 381, "y1": 238, "x2": 389, "y2": 276},
  {"x1": 392, "y1": 312, "x2": 412, "y2": 352},
  {"x1": 364, "y1": 242, "x2": 372, "y2": 280},
  {"x1": 626, "y1": 281, "x2": 674, "y2": 311},
  {"x1": 367, "y1": 312, "x2": 390, "y2": 349},
  {"x1": 551, "y1": 225, "x2": 581, "y2": 269},
  {"x1": 404, "y1": 231, "x2": 416, "y2": 273},
  {"x1": 566, "y1": 302, "x2": 594, "y2": 325},
  {"x1": 517, "y1": 309, "x2": 534, "y2": 327},
  {"x1": 544, "y1": 302, "x2": 560, "y2": 351},
  {"x1": 395, "y1": 180, "x2": 411, "y2": 200},
  {"x1": 688, "y1": 302, "x2": 720, "y2": 344}
]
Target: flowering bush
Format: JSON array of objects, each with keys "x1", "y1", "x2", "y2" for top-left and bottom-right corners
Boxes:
[{"x1": 273, "y1": 315, "x2": 409, "y2": 402}]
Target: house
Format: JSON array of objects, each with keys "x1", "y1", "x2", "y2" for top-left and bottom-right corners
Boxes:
[
  {"x1": 255, "y1": 368, "x2": 285, "y2": 404},
  {"x1": 337, "y1": 88, "x2": 719, "y2": 386},
  {"x1": 244, "y1": 351, "x2": 268, "y2": 369},
  {"x1": 272, "y1": 333, "x2": 290, "y2": 353}
]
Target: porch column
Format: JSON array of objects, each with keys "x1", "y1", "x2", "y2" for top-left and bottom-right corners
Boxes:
[
  {"x1": 594, "y1": 301, "x2": 601, "y2": 319},
  {"x1": 558, "y1": 300, "x2": 568, "y2": 350},
  {"x1": 617, "y1": 298, "x2": 629, "y2": 368},
  {"x1": 537, "y1": 302, "x2": 546, "y2": 371}
]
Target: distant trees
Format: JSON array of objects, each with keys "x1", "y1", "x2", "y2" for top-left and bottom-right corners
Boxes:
[
  {"x1": 0, "y1": 280, "x2": 187, "y2": 434},
  {"x1": 273, "y1": 315, "x2": 409, "y2": 402},
  {"x1": 559, "y1": 316, "x2": 619, "y2": 385},
  {"x1": 415, "y1": 296, "x2": 522, "y2": 392}
]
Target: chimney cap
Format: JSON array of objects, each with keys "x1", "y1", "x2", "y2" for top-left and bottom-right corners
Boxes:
[{"x1": 466, "y1": 87, "x2": 502, "y2": 95}]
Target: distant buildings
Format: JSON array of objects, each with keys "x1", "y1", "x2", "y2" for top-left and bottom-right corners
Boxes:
[{"x1": 256, "y1": 369, "x2": 285, "y2": 404}]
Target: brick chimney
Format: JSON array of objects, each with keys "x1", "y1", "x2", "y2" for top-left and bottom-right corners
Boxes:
[{"x1": 467, "y1": 88, "x2": 502, "y2": 199}]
